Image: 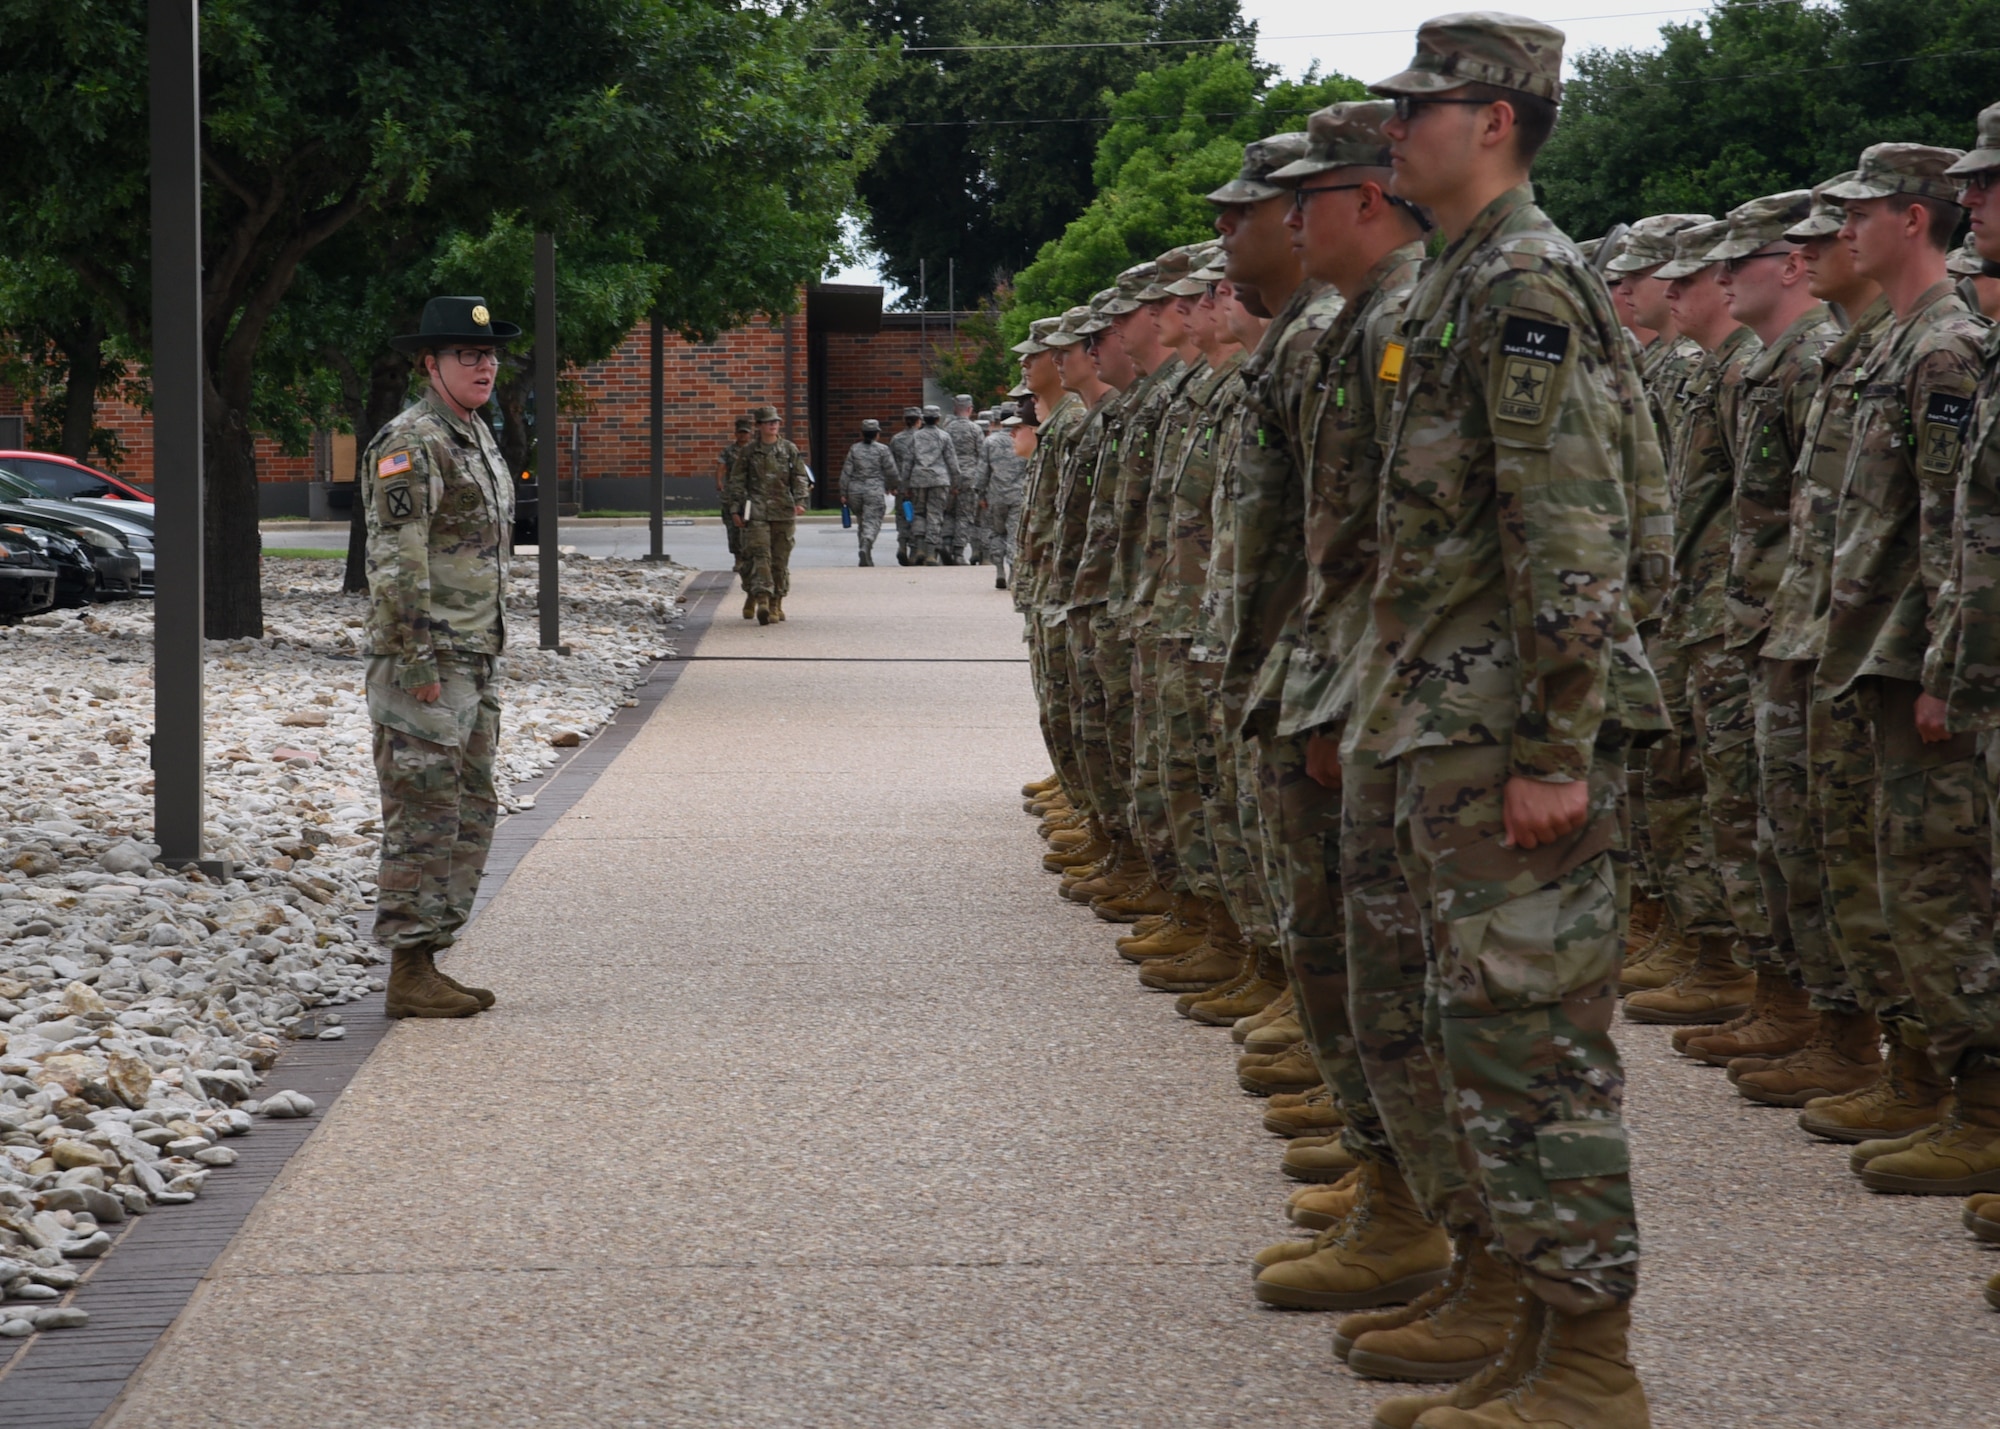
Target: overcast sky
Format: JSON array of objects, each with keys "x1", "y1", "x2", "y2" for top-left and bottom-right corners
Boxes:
[{"x1": 825, "y1": 0, "x2": 1722, "y2": 290}]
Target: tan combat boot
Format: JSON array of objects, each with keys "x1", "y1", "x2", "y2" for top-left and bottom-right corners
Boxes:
[
  {"x1": 1366, "y1": 1293, "x2": 1541, "y2": 1429},
  {"x1": 432, "y1": 962, "x2": 496, "y2": 1009},
  {"x1": 1117, "y1": 895, "x2": 1211, "y2": 961},
  {"x1": 1254, "y1": 1161, "x2": 1451, "y2": 1310},
  {"x1": 1858, "y1": 1068, "x2": 2000, "y2": 1195},
  {"x1": 1141, "y1": 916, "x2": 1249, "y2": 992},
  {"x1": 385, "y1": 950, "x2": 482, "y2": 1019},
  {"x1": 1731, "y1": 1008, "x2": 1882, "y2": 1107},
  {"x1": 1409, "y1": 1300, "x2": 1650, "y2": 1429},
  {"x1": 1987, "y1": 1270, "x2": 2000, "y2": 1312},
  {"x1": 1234, "y1": 986, "x2": 1295, "y2": 1045},
  {"x1": 1238, "y1": 1040, "x2": 1323, "y2": 1097},
  {"x1": 1964, "y1": 1192, "x2": 2000, "y2": 1242},
  {"x1": 1335, "y1": 1251, "x2": 1463, "y2": 1361},
  {"x1": 1044, "y1": 825, "x2": 1091, "y2": 851},
  {"x1": 1184, "y1": 968, "x2": 1285, "y2": 1025},
  {"x1": 1617, "y1": 922, "x2": 1698, "y2": 995},
  {"x1": 1044, "y1": 828, "x2": 1111, "y2": 874},
  {"x1": 1622, "y1": 933, "x2": 1754, "y2": 1024},
  {"x1": 1288, "y1": 1166, "x2": 1367, "y2": 1229},
  {"x1": 742, "y1": 593, "x2": 756, "y2": 620},
  {"x1": 1623, "y1": 895, "x2": 1663, "y2": 960},
  {"x1": 1176, "y1": 955, "x2": 1256, "y2": 1016},
  {"x1": 1348, "y1": 1234, "x2": 1519, "y2": 1383},
  {"x1": 1022, "y1": 774, "x2": 1059, "y2": 797},
  {"x1": 754, "y1": 595, "x2": 772, "y2": 625},
  {"x1": 1678, "y1": 972, "x2": 1814, "y2": 1066},
  {"x1": 770, "y1": 594, "x2": 786, "y2": 621},
  {"x1": 1254, "y1": 1177, "x2": 1363, "y2": 1275},
  {"x1": 1094, "y1": 876, "x2": 1173, "y2": 923},
  {"x1": 1264, "y1": 1084, "x2": 1345, "y2": 1138},
  {"x1": 1244, "y1": 1007, "x2": 1306, "y2": 1055},
  {"x1": 1063, "y1": 842, "x2": 1141, "y2": 903},
  {"x1": 1798, "y1": 1040, "x2": 1949, "y2": 1143},
  {"x1": 1282, "y1": 1134, "x2": 1358, "y2": 1184}
]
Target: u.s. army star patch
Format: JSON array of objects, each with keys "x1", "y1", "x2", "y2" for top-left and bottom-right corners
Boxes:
[
  {"x1": 1496, "y1": 315, "x2": 1569, "y2": 427},
  {"x1": 384, "y1": 483, "x2": 414, "y2": 519},
  {"x1": 1921, "y1": 391, "x2": 1971, "y2": 474}
]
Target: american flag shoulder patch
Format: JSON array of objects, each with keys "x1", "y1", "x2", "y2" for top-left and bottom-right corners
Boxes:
[{"x1": 377, "y1": 450, "x2": 413, "y2": 477}]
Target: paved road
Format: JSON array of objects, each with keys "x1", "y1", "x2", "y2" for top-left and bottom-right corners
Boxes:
[
  {"x1": 97, "y1": 564, "x2": 2000, "y2": 1428},
  {"x1": 262, "y1": 517, "x2": 876, "y2": 571}
]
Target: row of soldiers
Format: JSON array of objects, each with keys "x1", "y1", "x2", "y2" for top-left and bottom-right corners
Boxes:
[
  {"x1": 838, "y1": 398, "x2": 1032, "y2": 580},
  {"x1": 1007, "y1": 12, "x2": 2000, "y2": 1428}
]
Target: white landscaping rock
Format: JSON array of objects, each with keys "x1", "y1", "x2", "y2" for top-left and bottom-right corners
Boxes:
[{"x1": 257, "y1": 1090, "x2": 315, "y2": 1120}]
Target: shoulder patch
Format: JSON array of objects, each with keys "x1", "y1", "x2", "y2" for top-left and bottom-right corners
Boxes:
[
  {"x1": 377, "y1": 450, "x2": 412, "y2": 478},
  {"x1": 1500, "y1": 316, "x2": 1570, "y2": 366},
  {"x1": 1921, "y1": 390, "x2": 1973, "y2": 474}
]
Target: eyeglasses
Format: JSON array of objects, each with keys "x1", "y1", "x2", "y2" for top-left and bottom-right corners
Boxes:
[
  {"x1": 1723, "y1": 251, "x2": 1792, "y2": 275},
  {"x1": 1960, "y1": 171, "x2": 1999, "y2": 195},
  {"x1": 1290, "y1": 183, "x2": 1365, "y2": 211},
  {"x1": 1390, "y1": 95, "x2": 1493, "y2": 123},
  {"x1": 441, "y1": 348, "x2": 501, "y2": 368}
]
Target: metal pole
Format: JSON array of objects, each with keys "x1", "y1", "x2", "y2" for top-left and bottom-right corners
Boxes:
[
  {"x1": 535, "y1": 231, "x2": 564, "y2": 652},
  {"x1": 150, "y1": 0, "x2": 215, "y2": 873},
  {"x1": 645, "y1": 309, "x2": 665, "y2": 561}
]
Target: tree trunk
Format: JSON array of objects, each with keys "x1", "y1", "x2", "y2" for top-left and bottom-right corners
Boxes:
[
  {"x1": 58, "y1": 318, "x2": 103, "y2": 462},
  {"x1": 341, "y1": 352, "x2": 412, "y2": 594},
  {"x1": 203, "y1": 394, "x2": 264, "y2": 638}
]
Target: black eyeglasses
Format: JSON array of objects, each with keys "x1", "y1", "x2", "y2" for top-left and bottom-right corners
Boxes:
[
  {"x1": 1390, "y1": 95, "x2": 1494, "y2": 123},
  {"x1": 440, "y1": 348, "x2": 500, "y2": 368},
  {"x1": 1723, "y1": 251, "x2": 1792, "y2": 275},
  {"x1": 1960, "y1": 171, "x2": 1999, "y2": 195},
  {"x1": 1290, "y1": 183, "x2": 1365, "y2": 211}
]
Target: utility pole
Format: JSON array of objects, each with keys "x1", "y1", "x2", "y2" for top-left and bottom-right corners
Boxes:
[
  {"x1": 645, "y1": 309, "x2": 666, "y2": 561},
  {"x1": 535, "y1": 232, "x2": 566, "y2": 653},
  {"x1": 150, "y1": 0, "x2": 221, "y2": 875}
]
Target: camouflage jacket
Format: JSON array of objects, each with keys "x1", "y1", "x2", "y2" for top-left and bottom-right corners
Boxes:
[
  {"x1": 1724, "y1": 304, "x2": 1839, "y2": 649},
  {"x1": 1640, "y1": 334, "x2": 1704, "y2": 463},
  {"x1": 724, "y1": 437, "x2": 812, "y2": 521},
  {"x1": 1819, "y1": 282, "x2": 1986, "y2": 696},
  {"x1": 1017, "y1": 392, "x2": 1081, "y2": 618},
  {"x1": 1764, "y1": 299, "x2": 1892, "y2": 662},
  {"x1": 1127, "y1": 357, "x2": 1208, "y2": 623},
  {"x1": 716, "y1": 442, "x2": 747, "y2": 493},
  {"x1": 944, "y1": 416, "x2": 984, "y2": 485},
  {"x1": 1156, "y1": 354, "x2": 1247, "y2": 640},
  {"x1": 1661, "y1": 324, "x2": 1761, "y2": 649},
  {"x1": 904, "y1": 423, "x2": 960, "y2": 489},
  {"x1": 1349, "y1": 184, "x2": 1667, "y2": 781},
  {"x1": 1223, "y1": 279, "x2": 1348, "y2": 735},
  {"x1": 1279, "y1": 243, "x2": 1425, "y2": 738},
  {"x1": 1048, "y1": 392, "x2": 1117, "y2": 622},
  {"x1": 1069, "y1": 376, "x2": 1155, "y2": 611},
  {"x1": 1930, "y1": 322, "x2": 2000, "y2": 725},
  {"x1": 975, "y1": 430, "x2": 1027, "y2": 506},
  {"x1": 889, "y1": 427, "x2": 918, "y2": 485},
  {"x1": 361, "y1": 390, "x2": 514, "y2": 688},
  {"x1": 1107, "y1": 354, "x2": 1185, "y2": 622},
  {"x1": 839, "y1": 440, "x2": 898, "y2": 502}
]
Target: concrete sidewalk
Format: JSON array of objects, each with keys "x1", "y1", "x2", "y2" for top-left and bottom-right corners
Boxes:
[{"x1": 99, "y1": 565, "x2": 1999, "y2": 1428}]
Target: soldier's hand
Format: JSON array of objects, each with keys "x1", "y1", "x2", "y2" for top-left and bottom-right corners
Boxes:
[
  {"x1": 733, "y1": 514, "x2": 744, "y2": 528},
  {"x1": 411, "y1": 682, "x2": 443, "y2": 704},
  {"x1": 1915, "y1": 692, "x2": 1952, "y2": 744},
  {"x1": 1304, "y1": 733, "x2": 1342, "y2": 791},
  {"x1": 794, "y1": 505, "x2": 806, "y2": 515},
  {"x1": 1503, "y1": 776, "x2": 1588, "y2": 851}
]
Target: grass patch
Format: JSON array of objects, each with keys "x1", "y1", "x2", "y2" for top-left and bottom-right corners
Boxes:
[
  {"x1": 263, "y1": 515, "x2": 313, "y2": 523},
  {"x1": 265, "y1": 547, "x2": 346, "y2": 559},
  {"x1": 579, "y1": 508, "x2": 723, "y2": 519}
]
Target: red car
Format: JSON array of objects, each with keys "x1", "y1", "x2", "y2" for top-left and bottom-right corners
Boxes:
[{"x1": 0, "y1": 451, "x2": 153, "y2": 502}]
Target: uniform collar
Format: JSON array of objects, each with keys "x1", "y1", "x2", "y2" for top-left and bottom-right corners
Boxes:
[{"x1": 419, "y1": 388, "x2": 486, "y2": 443}]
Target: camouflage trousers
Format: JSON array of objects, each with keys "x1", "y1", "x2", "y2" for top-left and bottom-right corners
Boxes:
[
  {"x1": 738, "y1": 519, "x2": 796, "y2": 600},
  {"x1": 1194, "y1": 666, "x2": 1278, "y2": 955},
  {"x1": 1858, "y1": 678, "x2": 2000, "y2": 1076},
  {"x1": 1684, "y1": 637, "x2": 1775, "y2": 969},
  {"x1": 1756, "y1": 658, "x2": 1847, "y2": 1005},
  {"x1": 1090, "y1": 614, "x2": 1140, "y2": 847},
  {"x1": 1156, "y1": 638, "x2": 1215, "y2": 899},
  {"x1": 1394, "y1": 742, "x2": 1638, "y2": 1314},
  {"x1": 724, "y1": 512, "x2": 746, "y2": 588},
  {"x1": 847, "y1": 481, "x2": 886, "y2": 557},
  {"x1": 1129, "y1": 627, "x2": 1177, "y2": 890},
  {"x1": 893, "y1": 491, "x2": 915, "y2": 556},
  {"x1": 952, "y1": 485, "x2": 984, "y2": 561},
  {"x1": 986, "y1": 497, "x2": 1022, "y2": 581},
  {"x1": 367, "y1": 653, "x2": 501, "y2": 956},
  {"x1": 1066, "y1": 605, "x2": 1124, "y2": 840},
  {"x1": 1809, "y1": 685, "x2": 1909, "y2": 1024},
  {"x1": 1642, "y1": 638, "x2": 1734, "y2": 939},
  {"x1": 911, "y1": 486, "x2": 951, "y2": 562}
]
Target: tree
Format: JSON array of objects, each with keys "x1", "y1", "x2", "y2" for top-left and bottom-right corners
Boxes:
[
  {"x1": 1537, "y1": 0, "x2": 2000, "y2": 242},
  {"x1": 827, "y1": 0, "x2": 1256, "y2": 306},
  {"x1": 0, "y1": 258, "x2": 133, "y2": 466},
  {"x1": 1003, "y1": 48, "x2": 1364, "y2": 340},
  {"x1": 0, "y1": 0, "x2": 881, "y2": 637}
]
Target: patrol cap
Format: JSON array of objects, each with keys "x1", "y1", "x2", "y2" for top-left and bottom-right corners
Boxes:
[
  {"x1": 860, "y1": 418, "x2": 881, "y2": 433},
  {"x1": 1010, "y1": 334, "x2": 1046, "y2": 355},
  {"x1": 1166, "y1": 246, "x2": 1223, "y2": 295},
  {"x1": 1206, "y1": 132, "x2": 1312, "y2": 203},
  {"x1": 1077, "y1": 289, "x2": 1118, "y2": 334},
  {"x1": 1947, "y1": 235, "x2": 1988, "y2": 278},
  {"x1": 1708, "y1": 190, "x2": 1814, "y2": 260},
  {"x1": 1006, "y1": 380, "x2": 1032, "y2": 397},
  {"x1": 1785, "y1": 176, "x2": 1854, "y2": 239},
  {"x1": 1654, "y1": 219, "x2": 1730, "y2": 280},
  {"x1": 1000, "y1": 401, "x2": 1019, "y2": 417},
  {"x1": 954, "y1": 392, "x2": 973, "y2": 405},
  {"x1": 1268, "y1": 100, "x2": 1396, "y2": 181},
  {"x1": 1369, "y1": 12, "x2": 1566, "y2": 103},
  {"x1": 1947, "y1": 102, "x2": 2000, "y2": 177},
  {"x1": 733, "y1": 415, "x2": 753, "y2": 432},
  {"x1": 1823, "y1": 143, "x2": 1966, "y2": 205},
  {"x1": 1041, "y1": 306, "x2": 1092, "y2": 347},
  {"x1": 921, "y1": 403, "x2": 941, "y2": 418},
  {"x1": 752, "y1": 404, "x2": 780, "y2": 422},
  {"x1": 1603, "y1": 213, "x2": 1714, "y2": 274},
  {"x1": 903, "y1": 405, "x2": 922, "y2": 418},
  {"x1": 1099, "y1": 263, "x2": 1156, "y2": 315},
  {"x1": 1141, "y1": 247, "x2": 1197, "y2": 300},
  {"x1": 1001, "y1": 415, "x2": 1027, "y2": 428}
]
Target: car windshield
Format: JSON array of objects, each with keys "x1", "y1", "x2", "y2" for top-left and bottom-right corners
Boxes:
[
  {"x1": 0, "y1": 457, "x2": 123, "y2": 501},
  {"x1": 0, "y1": 469, "x2": 43, "y2": 502}
]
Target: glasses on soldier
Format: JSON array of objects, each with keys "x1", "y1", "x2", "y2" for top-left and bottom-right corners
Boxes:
[
  {"x1": 1960, "y1": 172, "x2": 1999, "y2": 195},
  {"x1": 441, "y1": 348, "x2": 501, "y2": 368},
  {"x1": 1389, "y1": 95, "x2": 1493, "y2": 123},
  {"x1": 1290, "y1": 183, "x2": 1365, "y2": 212}
]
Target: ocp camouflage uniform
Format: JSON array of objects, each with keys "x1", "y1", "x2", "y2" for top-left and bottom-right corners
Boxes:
[
  {"x1": 361, "y1": 389, "x2": 515, "y2": 957},
  {"x1": 1056, "y1": 386, "x2": 1122, "y2": 839},
  {"x1": 945, "y1": 413, "x2": 985, "y2": 561},
  {"x1": 976, "y1": 428, "x2": 1027, "y2": 583},
  {"x1": 1024, "y1": 390, "x2": 1090, "y2": 813},
  {"x1": 1349, "y1": 182, "x2": 1667, "y2": 1315},
  {"x1": 724, "y1": 435, "x2": 812, "y2": 600},
  {"x1": 719, "y1": 439, "x2": 749, "y2": 585},
  {"x1": 840, "y1": 437, "x2": 897, "y2": 560}
]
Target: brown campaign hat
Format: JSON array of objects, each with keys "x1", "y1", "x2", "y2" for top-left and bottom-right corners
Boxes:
[{"x1": 1369, "y1": 11, "x2": 1565, "y2": 103}]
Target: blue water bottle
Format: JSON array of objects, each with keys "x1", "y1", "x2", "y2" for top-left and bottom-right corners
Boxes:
[{"x1": 841, "y1": 505, "x2": 852, "y2": 529}]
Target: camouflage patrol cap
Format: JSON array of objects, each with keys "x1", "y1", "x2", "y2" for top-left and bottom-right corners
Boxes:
[
  {"x1": 1654, "y1": 219, "x2": 1730, "y2": 280},
  {"x1": 733, "y1": 415, "x2": 753, "y2": 432},
  {"x1": 1268, "y1": 100, "x2": 1395, "y2": 181},
  {"x1": 1076, "y1": 288, "x2": 1118, "y2": 334},
  {"x1": 1947, "y1": 102, "x2": 2000, "y2": 176},
  {"x1": 1823, "y1": 143, "x2": 1966, "y2": 205},
  {"x1": 903, "y1": 405, "x2": 922, "y2": 418},
  {"x1": 1006, "y1": 380, "x2": 1031, "y2": 397},
  {"x1": 1100, "y1": 263, "x2": 1155, "y2": 316},
  {"x1": 1577, "y1": 237, "x2": 1601, "y2": 262},
  {"x1": 1369, "y1": 12, "x2": 1565, "y2": 103},
  {"x1": 955, "y1": 393, "x2": 973, "y2": 405},
  {"x1": 1010, "y1": 332, "x2": 1047, "y2": 356},
  {"x1": 1206, "y1": 132, "x2": 1312, "y2": 203},
  {"x1": 1014, "y1": 316, "x2": 1062, "y2": 354},
  {"x1": 1708, "y1": 190, "x2": 1814, "y2": 260},
  {"x1": 1041, "y1": 305, "x2": 1092, "y2": 347},
  {"x1": 1000, "y1": 401, "x2": 1019, "y2": 416},
  {"x1": 921, "y1": 403, "x2": 941, "y2": 418},
  {"x1": 1166, "y1": 246, "x2": 1224, "y2": 295},
  {"x1": 1948, "y1": 235, "x2": 1986, "y2": 278},
  {"x1": 752, "y1": 404, "x2": 780, "y2": 422},
  {"x1": 1603, "y1": 213, "x2": 1714, "y2": 274},
  {"x1": 1786, "y1": 175, "x2": 1854, "y2": 239},
  {"x1": 860, "y1": 418, "x2": 881, "y2": 433},
  {"x1": 1142, "y1": 247, "x2": 1198, "y2": 300}
]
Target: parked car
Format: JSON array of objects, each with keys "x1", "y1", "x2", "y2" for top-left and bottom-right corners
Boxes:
[
  {"x1": 0, "y1": 504, "x2": 143, "y2": 603},
  {"x1": 0, "y1": 470, "x2": 152, "y2": 588},
  {"x1": 0, "y1": 451, "x2": 151, "y2": 503},
  {"x1": 0, "y1": 531, "x2": 57, "y2": 621}
]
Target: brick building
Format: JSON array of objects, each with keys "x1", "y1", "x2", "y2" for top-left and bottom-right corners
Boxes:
[{"x1": 0, "y1": 285, "x2": 983, "y2": 515}]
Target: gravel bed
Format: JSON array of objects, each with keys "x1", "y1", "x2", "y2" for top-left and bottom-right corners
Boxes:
[{"x1": 0, "y1": 556, "x2": 691, "y2": 1331}]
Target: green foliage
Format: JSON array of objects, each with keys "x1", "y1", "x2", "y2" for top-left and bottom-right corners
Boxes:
[
  {"x1": 929, "y1": 297, "x2": 1017, "y2": 406},
  {"x1": 1537, "y1": 0, "x2": 2000, "y2": 241},
  {"x1": 1004, "y1": 49, "x2": 1364, "y2": 339},
  {"x1": 826, "y1": 0, "x2": 1256, "y2": 305}
]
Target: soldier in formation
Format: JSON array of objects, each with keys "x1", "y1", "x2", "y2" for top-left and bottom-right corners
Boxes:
[
  {"x1": 944, "y1": 393, "x2": 985, "y2": 564},
  {"x1": 1007, "y1": 15, "x2": 2000, "y2": 1426}
]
